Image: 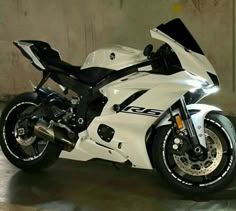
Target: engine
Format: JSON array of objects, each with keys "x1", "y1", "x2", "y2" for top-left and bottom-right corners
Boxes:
[{"x1": 14, "y1": 87, "x2": 108, "y2": 152}]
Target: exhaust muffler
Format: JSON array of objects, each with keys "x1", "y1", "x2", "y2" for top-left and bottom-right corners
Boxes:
[{"x1": 33, "y1": 118, "x2": 75, "y2": 151}]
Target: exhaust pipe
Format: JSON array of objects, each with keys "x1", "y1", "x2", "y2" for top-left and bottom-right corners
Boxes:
[{"x1": 33, "y1": 118, "x2": 75, "y2": 151}]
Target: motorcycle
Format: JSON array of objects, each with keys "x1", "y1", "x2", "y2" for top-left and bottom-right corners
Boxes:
[{"x1": 1, "y1": 18, "x2": 236, "y2": 194}]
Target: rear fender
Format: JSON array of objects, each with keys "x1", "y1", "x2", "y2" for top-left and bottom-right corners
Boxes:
[
  {"x1": 155, "y1": 104, "x2": 222, "y2": 148},
  {"x1": 35, "y1": 87, "x2": 56, "y2": 100},
  {"x1": 35, "y1": 87, "x2": 69, "y2": 105}
]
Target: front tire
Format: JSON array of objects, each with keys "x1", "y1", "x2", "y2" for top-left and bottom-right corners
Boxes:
[
  {"x1": 0, "y1": 92, "x2": 61, "y2": 171},
  {"x1": 152, "y1": 113, "x2": 236, "y2": 194}
]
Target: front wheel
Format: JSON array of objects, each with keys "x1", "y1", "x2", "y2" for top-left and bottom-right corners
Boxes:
[
  {"x1": 0, "y1": 92, "x2": 61, "y2": 171},
  {"x1": 152, "y1": 113, "x2": 236, "y2": 194}
]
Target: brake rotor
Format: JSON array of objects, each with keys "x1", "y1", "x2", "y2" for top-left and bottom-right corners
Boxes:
[{"x1": 173, "y1": 128, "x2": 223, "y2": 176}]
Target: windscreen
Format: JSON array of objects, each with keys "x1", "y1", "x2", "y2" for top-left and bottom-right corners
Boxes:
[{"x1": 157, "y1": 18, "x2": 204, "y2": 55}]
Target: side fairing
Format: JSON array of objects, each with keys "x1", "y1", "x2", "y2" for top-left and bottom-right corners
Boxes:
[{"x1": 61, "y1": 71, "x2": 208, "y2": 169}]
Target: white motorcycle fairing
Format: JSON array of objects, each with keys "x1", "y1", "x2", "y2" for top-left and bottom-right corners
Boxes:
[
  {"x1": 61, "y1": 20, "x2": 220, "y2": 170},
  {"x1": 61, "y1": 76, "x2": 220, "y2": 169}
]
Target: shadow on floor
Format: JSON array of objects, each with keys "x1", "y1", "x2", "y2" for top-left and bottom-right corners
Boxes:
[{"x1": 4, "y1": 158, "x2": 236, "y2": 211}]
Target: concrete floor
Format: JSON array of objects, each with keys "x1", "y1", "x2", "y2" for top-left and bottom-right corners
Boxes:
[
  {"x1": 2, "y1": 154, "x2": 236, "y2": 211},
  {"x1": 1, "y1": 104, "x2": 236, "y2": 210}
]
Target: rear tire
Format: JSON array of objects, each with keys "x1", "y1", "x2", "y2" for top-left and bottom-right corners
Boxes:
[
  {"x1": 152, "y1": 112, "x2": 236, "y2": 194},
  {"x1": 0, "y1": 92, "x2": 61, "y2": 171}
]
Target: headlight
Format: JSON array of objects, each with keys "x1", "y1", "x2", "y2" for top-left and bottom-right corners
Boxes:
[
  {"x1": 190, "y1": 86, "x2": 219, "y2": 94},
  {"x1": 186, "y1": 71, "x2": 209, "y2": 88},
  {"x1": 203, "y1": 86, "x2": 219, "y2": 94}
]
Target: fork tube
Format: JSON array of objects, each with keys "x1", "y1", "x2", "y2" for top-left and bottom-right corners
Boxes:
[{"x1": 179, "y1": 97, "x2": 203, "y2": 155}]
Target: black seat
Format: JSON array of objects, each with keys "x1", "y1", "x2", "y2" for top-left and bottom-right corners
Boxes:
[
  {"x1": 19, "y1": 40, "x2": 114, "y2": 87},
  {"x1": 46, "y1": 59, "x2": 114, "y2": 87},
  {"x1": 70, "y1": 67, "x2": 114, "y2": 87}
]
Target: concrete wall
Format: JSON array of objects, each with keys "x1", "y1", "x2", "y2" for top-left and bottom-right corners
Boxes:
[{"x1": 0, "y1": 0, "x2": 235, "y2": 114}]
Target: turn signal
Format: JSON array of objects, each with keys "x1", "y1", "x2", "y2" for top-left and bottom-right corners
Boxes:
[{"x1": 175, "y1": 115, "x2": 183, "y2": 129}]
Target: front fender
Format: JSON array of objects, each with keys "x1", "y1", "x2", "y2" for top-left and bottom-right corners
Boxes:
[{"x1": 156, "y1": 104, "x2": 222, "y2": 148}]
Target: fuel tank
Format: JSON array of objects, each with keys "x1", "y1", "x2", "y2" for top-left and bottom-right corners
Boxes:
[{"x1": 81, "y1": 45, "x2": 147, "y2": 70}]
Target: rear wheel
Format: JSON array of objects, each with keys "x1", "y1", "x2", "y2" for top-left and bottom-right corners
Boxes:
[
  {"x1": 152, "y1": 113, "x2": 236, "y2": 194},
  {"x1": 0, "y1": 92, "x2": 61, "y2": 171}
]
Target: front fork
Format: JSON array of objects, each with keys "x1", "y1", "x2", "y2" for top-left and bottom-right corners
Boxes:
[{"x1": 176, "y1": 97, "x2": 204, "y2": 156}]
